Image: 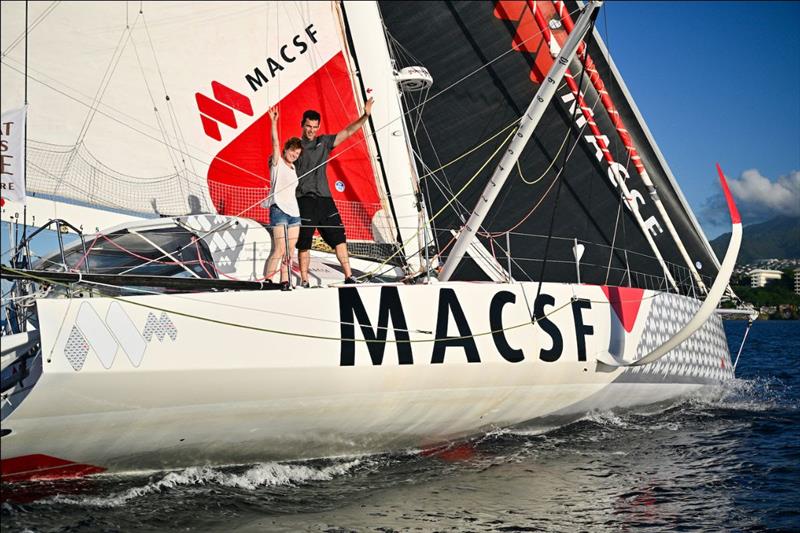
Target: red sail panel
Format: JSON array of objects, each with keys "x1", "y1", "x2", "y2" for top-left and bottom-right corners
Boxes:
[
  {"x1": 207, "y1": 52, "x2": 381, "y2": 241},
  {"x1": 494, "y1": 0, "x2": 565, "y2": 83}
]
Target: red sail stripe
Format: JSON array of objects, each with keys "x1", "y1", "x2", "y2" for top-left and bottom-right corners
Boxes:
[
  {"x1": 526, "y1": 1, "x2": 619, "y2": 170},
  {"x1": 553, "y1": 1, "x2": 650, "y2": 180}
]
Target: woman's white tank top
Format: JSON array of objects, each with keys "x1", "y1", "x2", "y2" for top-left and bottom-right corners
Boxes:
[{"x1": 265, "y1": 157, "x2": 300, "y2": 217}]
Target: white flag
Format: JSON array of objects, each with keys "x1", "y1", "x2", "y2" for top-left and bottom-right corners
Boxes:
[{"x1": 1, "y1": 106, "x2": 27, "y2": 205}]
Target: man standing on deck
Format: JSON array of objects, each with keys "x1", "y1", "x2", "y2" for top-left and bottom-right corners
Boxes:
[{"x1": 295, "y1": 97, "x2": 374, "y2": 287}]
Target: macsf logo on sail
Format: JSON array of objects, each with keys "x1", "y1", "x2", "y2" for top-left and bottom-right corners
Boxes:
[{"x1": 195, "y1": 81, "x2": 254, "y2": 141}]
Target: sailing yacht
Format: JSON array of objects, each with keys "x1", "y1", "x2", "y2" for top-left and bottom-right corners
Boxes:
[{"x1": 1, "y1": 1, "x2": 740, "y2": 482}]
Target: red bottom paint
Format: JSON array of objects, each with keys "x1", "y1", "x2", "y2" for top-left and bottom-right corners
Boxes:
[
  {"x1": 1, "y1": 454, "x2": 105, "y2": 483},
  {"x1": 420, "y1": 443, "x2": 476, "y2": 462}
]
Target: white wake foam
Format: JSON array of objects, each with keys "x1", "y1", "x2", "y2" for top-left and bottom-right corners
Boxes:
[{"x1": 49, "y1": 459, "x2": 361, "y2": 508}]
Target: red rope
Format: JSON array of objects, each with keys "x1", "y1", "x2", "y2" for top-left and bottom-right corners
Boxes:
[{"x1": 72, "y1": 233, "x2": 100, "y2": 271}]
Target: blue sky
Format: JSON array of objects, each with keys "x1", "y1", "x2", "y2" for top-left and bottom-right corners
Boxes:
[{"x1": 599, "y1": 1, "x2": 800, "y2": 238}]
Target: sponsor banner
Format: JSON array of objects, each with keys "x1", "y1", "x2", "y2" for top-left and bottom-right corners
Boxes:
[{"x1": 1, "y1": 106, "x2": 26, "y2": 205}]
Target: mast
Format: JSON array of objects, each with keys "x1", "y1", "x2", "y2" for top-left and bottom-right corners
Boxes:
[
  {"x1": 438, "y1": 0, "x2": 602, "y2": 282},
  {"x1": 21, "y1": 1, "x2": 29, "y2": 251},
  {"x1": 552, "y1": 1, "x2": 706, "y2": 294},
  {"x1": 341, "y1": 0, "x2": 435, "y2": 273}
]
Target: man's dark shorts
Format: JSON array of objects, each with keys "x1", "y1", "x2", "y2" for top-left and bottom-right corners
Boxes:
[{"x1": 296, "y1": 196, "x2": 346, "y2": 250}]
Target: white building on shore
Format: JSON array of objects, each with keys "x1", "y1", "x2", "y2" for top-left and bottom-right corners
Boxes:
[{"x1": 749, "y1": 269, "x2": 783, "y2": 288}]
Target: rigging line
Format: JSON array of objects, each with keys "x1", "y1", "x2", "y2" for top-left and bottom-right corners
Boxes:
[
  {"x1": 514, "y1": 99, "x2": 580, "y2": 187},
  {"x1": 480, "y1": 91, "x2": 600, "y2": 239},
  {"x1": 71, "y1": 14, "x2": 140, "y2": 153},
  {"x1": 407, "y1": 144, "x2": 471, "y2": 217},
  {"x1": 604, "y1": 197, "x2": 623, "y2": 285},
  {"x1": 1, "y1": 1, "x2": 59, "y2": 57},
  {"x1": 129, "y1": 30, "x2": 182, "y2": 179},
  {"x1": 416, "y1": 100, "x2": 518, "y2": 230},
  {"x1": 8, "y1": 266, "x2": 586, "y2": 344},
  {"x1": 486, "y1": 85, "x2": 606, "y2": 238},
  {"x1": 602, "y1": 146, "x2": 633, "y2": 286},
  {"x1": 415, "y1": 121, "x2": 469, "y2": 252},
  {"x1": 620, "y1": 189, "x2": 631, "y2": 287},
  {"x1": 122, "y1": 231, "x2": 200, "y2": 278},
  {"x1": 416, "y1": 139, "x2": 442, "y2": 255},
  {"x1": 418, "y1": 117, "x2": 522, "y2": 181},
  {"x1": 141, "y1": 10, "x2": 197, "y2": 182},
  {"x1": 359, "y1": 127, "x2": 517, "y2": 279},
  {"x1": 165, "y1": 97, "x2": 197, "y2": 182},
  {"x1": 411, "y1": 86, "x2": 431, "y2": 136},
  {"x1": 533, "y1": 15, "x2": 596, "y2": 304}
]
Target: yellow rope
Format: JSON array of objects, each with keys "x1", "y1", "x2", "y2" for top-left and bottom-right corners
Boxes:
[
  {"x1": 417, "y1": 117, "x2": 521, "y2": 180},
  {"x1": 358, "y1": 126, "x2": 519, "y2": 279},
  {"x1": 516, "y1": 124, "x2": 572, "y2": 185}
]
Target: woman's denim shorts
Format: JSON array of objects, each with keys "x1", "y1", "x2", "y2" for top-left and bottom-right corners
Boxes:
[{"x1": 269, "y1": 204, "x2": 301, "y2": 227}]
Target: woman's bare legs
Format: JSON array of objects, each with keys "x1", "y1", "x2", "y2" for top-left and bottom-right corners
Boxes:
[
  {"x1": 264, "y1": 225, "x2": 287, "y2": 282},
  {"x1": 282, "y1": 225, "x2": 300, "y2": 283},
  {"x1": 264, "y1": 225, "x2": 300, "y2": 283}
]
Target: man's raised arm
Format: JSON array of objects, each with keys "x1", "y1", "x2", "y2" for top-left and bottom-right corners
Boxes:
[{"x1": 333, "y1": 97, "x2": 374, "y2": 148}]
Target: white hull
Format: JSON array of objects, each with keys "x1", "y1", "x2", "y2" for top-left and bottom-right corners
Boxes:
[{"x1": 1, "y1": 281, "x2": 733, "y2": 479}]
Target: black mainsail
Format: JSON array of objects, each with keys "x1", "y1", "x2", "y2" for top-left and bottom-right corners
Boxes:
[{"x1": 379, "y1": 0, "x2": 719, "y2": 291}]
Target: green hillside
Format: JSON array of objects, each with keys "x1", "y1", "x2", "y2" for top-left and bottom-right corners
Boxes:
[{"x1": 710, "y1": 216, "x2": 800, "y2": 263}]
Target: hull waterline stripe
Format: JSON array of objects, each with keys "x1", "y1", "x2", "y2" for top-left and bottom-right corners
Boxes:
[{"x1": 1, "y1": 454, "x2": 106, "y2": 483}]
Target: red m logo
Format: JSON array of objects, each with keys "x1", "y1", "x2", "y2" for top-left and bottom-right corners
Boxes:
[{"x1": 195, "y1": 81, "x2": 254, "y2": 141}]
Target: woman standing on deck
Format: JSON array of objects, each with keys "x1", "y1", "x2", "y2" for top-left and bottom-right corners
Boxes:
[{"x1": 263, "y1": 106, "x2": 303, "y2": 291}]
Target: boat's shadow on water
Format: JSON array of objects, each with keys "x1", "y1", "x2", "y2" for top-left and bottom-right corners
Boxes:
[{"x1": 3, "y1": 373, "x2": 795, "y2": 531}]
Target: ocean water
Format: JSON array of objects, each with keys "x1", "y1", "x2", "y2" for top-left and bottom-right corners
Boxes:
[{"x1": 2, "y1": 320, "x2": 798, "y2": 532}]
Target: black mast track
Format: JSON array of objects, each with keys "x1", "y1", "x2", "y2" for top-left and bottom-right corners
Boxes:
[{"x1": 339, "y1": 2, "x2": 407, "y2": 267}]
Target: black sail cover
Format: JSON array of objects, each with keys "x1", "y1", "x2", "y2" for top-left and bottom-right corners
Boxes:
[{"x1": 378, "y1": 1, "x2": 719, "y2": 291}]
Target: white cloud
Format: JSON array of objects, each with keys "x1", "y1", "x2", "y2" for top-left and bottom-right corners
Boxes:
[
  {"x1": 727, "y1": 169, "x2": 800, "y2": 216},
  {"x1": 700, "y1": 169, "x2": 799, "y2": 232}
]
